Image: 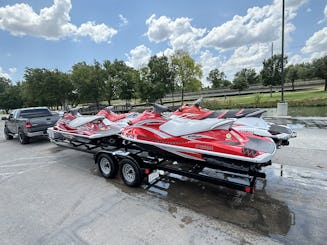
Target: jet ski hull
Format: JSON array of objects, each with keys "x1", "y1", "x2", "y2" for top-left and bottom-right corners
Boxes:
[{"x1": 121, "y1": 114, "x2": 276, "y2": 168}]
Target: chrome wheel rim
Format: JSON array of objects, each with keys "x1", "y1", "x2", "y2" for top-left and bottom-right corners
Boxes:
[
  {"x1": 122, "y1": 164, "x2": 135, "y2": 183},
  {"x1": 100, "y1": 158, "x2": 111, "y2": 175}
]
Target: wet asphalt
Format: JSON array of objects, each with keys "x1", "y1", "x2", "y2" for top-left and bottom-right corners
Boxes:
[{"x1": 0, "y1": 118, "x2": 326, "y2": 244}]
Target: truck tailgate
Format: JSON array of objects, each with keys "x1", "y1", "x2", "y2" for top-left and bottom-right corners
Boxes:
[{"x1": 28, "y1": 116, "x2": 59, "y2": 132}]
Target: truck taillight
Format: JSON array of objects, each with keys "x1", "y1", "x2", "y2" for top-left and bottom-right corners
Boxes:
[{"x1": 26, "y1": 121, "x2": 31, "y2": 128}]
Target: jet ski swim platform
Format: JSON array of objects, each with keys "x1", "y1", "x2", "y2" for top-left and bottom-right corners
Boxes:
[{"x1": 48, "y1": 128, "x2": 268, "y2": 194}]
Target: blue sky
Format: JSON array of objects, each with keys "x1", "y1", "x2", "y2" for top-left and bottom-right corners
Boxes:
[{"x1": 0, "y1": 0, "x2": 326, "y2": 85}]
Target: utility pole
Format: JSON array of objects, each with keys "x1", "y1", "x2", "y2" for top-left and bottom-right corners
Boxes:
[
  {"x1": 277, "y1": 0, "x2": 288, "y2": 116},
  {"x1": 281, "y1": 0, "x2": 285, "y2": 102}
]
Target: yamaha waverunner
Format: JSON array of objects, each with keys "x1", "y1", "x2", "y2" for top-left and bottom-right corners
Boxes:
[
  {"x1": 96, "y1": 106, "x2": 139, "y2": 128},
  {"x1": 173, "y1": 98, "x2": 266, "y2": 119},
  {"x1": 47, "y1": 108, "x2": 122, "y2": 146},
  {"x1": 171, "y1": 98, "x2": 296, "y2": 147},
  {"x1": 121, "y1": 104, "x2": 276, "y2": 174}
]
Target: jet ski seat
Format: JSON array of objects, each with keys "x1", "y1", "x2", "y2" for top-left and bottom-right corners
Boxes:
[
  {"x1": 160, "y1": 118, "x2": 234, "y2": 136},
  {"x1": 68, "y1": 115, "x2": 105, "y2": 128}
]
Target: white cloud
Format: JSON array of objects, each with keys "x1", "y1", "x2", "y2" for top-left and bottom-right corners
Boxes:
[
  {"x1": 301, "y1": 27, "x2": 327, "y2": 58},
  {"x1": 143, "y1": 0, "x2": 310, "y2": 85},
  {"x1": 145, "y1": 14, "x2": 206, "y2": 54},
  {"x1": 156, "y1": 48, "x2": 174, "y2": 58},
  {"x1": 126, "y1": 45, "x2": 152, "y2": 69},
  {"x1": 200, "y1": 0, "x2": 306, "y2": 51},
  {"x1": 119, "y1": 14, "x2": 128, "y2": 27},
  {"x1": 306, "y1": 8, "x2": 312, "y2": 13},
  {"x1": 8, "y1": 67, "x2": 17, "y2": 74},
  {"x1": 318, "y1": 5, "x2": 327, "y2": 24},
  {"x1": 221, "y1": 43, "x2": 270, "y2": 80},
  {"x1": 75, "y1": 21, "x2": 117, "y2": 43},
  {"x1": 198, "y1": 50, "x2": 223, "y2": 86},
  {"x1": 0, "y1": 0, "x2": 117, "y2": 43},
  {"x1": 288, "y1": 54, "x2": 310, "y2": 65},
  {"x1": 306, "y1": 6, "x2": 327, "y2": 59},
  {"x1": 0, "y1": 67, "x2": 11, "y2": 80}
]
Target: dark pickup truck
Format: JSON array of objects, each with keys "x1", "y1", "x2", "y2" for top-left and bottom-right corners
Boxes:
[{"x1": 2, "y1": 107, "x2": 60, "y2": 144}]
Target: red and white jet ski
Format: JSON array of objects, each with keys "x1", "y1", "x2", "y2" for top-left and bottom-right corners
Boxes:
[
  {"x1": 171, "y1": 98, "x2": 296, "y2": 146},
  {"x1": 173, "y1": 98, "x2": 266, "y2": 119},
  {"x1": 121, "y1": 104, "x2": 276, "y2": 174},
  {"x1": 96, "y1": 106, "x2": 138, "y2": 125},
  {"x1": 47, "y1": 108, "x2": 122, "y2": 145}
]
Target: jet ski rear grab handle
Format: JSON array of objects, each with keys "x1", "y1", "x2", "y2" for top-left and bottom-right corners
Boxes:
[{"x1": 48, "y1": 128, "x2": 265, "y2": 194}]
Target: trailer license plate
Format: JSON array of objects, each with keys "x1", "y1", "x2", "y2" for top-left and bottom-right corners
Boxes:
[{"x1": 148, "y1": 171, "x2": 160, "y2": 184}]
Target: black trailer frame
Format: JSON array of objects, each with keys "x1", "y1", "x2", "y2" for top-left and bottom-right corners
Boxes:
[{"x1": 49, "y1": 134, "x2": 266, "y2": 194}]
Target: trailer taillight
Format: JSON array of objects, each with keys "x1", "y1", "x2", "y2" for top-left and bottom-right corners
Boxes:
[{"x1": 26, "y1": 121, "x2": 31, "y2": 128}]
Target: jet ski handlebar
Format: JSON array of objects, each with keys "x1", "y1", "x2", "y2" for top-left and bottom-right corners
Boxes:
[
  {"x1": 151, "y1": 103, "x2": 170, "y2": 114},
  {"x1": 192, "y1": 97, "x2": 203, "y2": 107}
]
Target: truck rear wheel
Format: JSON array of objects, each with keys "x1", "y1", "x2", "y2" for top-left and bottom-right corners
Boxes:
[
  {"x1": 97, "y1": 153, "x2": 118, "y2": 179},
  {"x1": 18, "y1": 129, "x2": 30, "y2": 144},
  {"x1": 120, "y1": 158, "x2": 143, "y2": 187},
  {"x1": 4, "y1": 127, "x2": 13, "y2": 140}
]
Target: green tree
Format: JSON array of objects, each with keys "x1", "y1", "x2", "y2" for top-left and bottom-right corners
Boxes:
[
  {"x1": 104, "y1": 60, "x2": 137, "y2": 104},
  {"x1": 207, "y1": 68, "x2": 226, "y2": 89},
  {"x1": 0, "y1": 77, "x2": 23, "y2": 112},
  {"x1": 71, "y1": 61, "x2": 106, "y2": 108},
  {"x1": 171, "y1": 50, "x2": 203, "y2": 103},
  {"x1": 296, "y1": 62, "x2": 315, "y2": 80},
  {"x1": 286, "y1": 64, "x2": 299, "y2": 91},
  {"x1": 231, "y1": 71, "x2": 249, "y2": 93},
  {"x1": 312, "y1": 56, "x2": 327, "y2": 91},
  {"x1": 0, "y1": 83, "x2": 24, "y2": 112},
  {"x1": 103, "y1": 60, "x2": 117, "y2": 105},
  {"x1": 260, "y1": 54, "x2": 287, "y2": 97},
  {"x1": 233, "y1": 68, "x2": 259, "y2": 87},
  {"x1": 22, "y1": 68, "x2": 75, "y2": 108},
  {"x1": 23, "y1": 68, "x2": 53, "y2": 106},
  {"x1": 138, "y1": 55, "x2": 175, "y2": 103},
  {"x1": 0, "y1": 76, "x2": 10, "y2": 94}
]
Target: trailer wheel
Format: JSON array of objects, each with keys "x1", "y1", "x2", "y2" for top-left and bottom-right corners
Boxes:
[
  {"x1": 97, "y1": 153, "x2": 118, "y2": 179},
  {"x1": 4, "y1": 127, "x2": 13, "y2": 140},
  {"x1": 120, "y1": 158, "x2": 143, "y2": 187},
  {"x1": 18, "y1": 129, "x2": 30, "y2": 144}
]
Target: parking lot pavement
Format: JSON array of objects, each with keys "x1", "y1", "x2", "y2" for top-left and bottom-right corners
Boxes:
[
  {"x1": 0, "y1": 121, "x2": 327, "y2": 244},
  {"x1": 0, "y1": 140, "x2": 280, "y2": 245}
]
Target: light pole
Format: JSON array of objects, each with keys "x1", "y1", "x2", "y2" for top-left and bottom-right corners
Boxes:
[
  {"x1": 281, "y1": 0, "x2": 285, "y2": 103},
  {"x1": 277, "y1": 0, "x2": 288, "y2": 116}
]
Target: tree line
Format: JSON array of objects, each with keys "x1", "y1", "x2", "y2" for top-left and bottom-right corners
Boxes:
[{"x1": 0, "y1": 50, "x2": 326, "y2": 112}]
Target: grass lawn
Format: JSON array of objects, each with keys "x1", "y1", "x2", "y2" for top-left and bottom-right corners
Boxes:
[
  {"x1": 202, "y1": 87, "x2": 327, "y2": 109},
  {"x1": 105, "y1": 87, "x2": 327, "y2": 110}
]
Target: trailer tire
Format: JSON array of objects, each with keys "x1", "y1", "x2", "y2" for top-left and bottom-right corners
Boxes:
[
  {"x1": 4, "y1": 127, "x2": 13, "y2": 140},
  {"x1": 120, "y1": 158, "x2": 143, "y2": 187},
  {"x1": 18, "y1": 128, "x2": 30, "y2": 144},
  {"x1": 97, "y1": 153, "x2": 118, "y2": 179}
]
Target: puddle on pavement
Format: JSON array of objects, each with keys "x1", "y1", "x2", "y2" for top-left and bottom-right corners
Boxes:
[
  {"x1": 145, "y1": 171, "x2": 292, "y2": 236},
  {"x1": 91, "y1": 162, "x2": 327, "y2": 244}
]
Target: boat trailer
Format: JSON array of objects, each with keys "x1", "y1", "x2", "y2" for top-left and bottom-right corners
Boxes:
[{"x1": 48, "y1": 130, "x2": 266, "y2": 194}]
